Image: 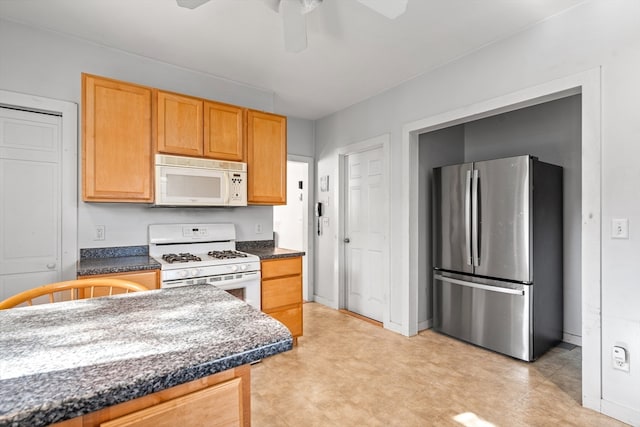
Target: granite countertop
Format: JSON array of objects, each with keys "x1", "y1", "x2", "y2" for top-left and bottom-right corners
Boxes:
[
  {"x1": 77, "y1": 246, "x2": 160, "y2": 276},
  {"x1": 77, "y1": 255, "x2": 160, "y2": 276},
  {"x1": 236, "y1": 241, "x2": 305, "y2": 260},
  {"x1": 242, "y1": 247, "x2": 305, "y2": 260},
  {"x1": 0, "y1": 286, "x2": 292, "y2": 427}
]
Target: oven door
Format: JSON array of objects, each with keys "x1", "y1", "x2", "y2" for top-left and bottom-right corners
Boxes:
[
  {"x1": 163, "y1": 271, "x2": 261, "y2": 309},
  {"x1": 155, "y1": 165, "x2": 229, "y2": 206}
]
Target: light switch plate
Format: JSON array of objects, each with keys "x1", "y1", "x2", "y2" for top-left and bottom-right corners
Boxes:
[{"x1": 611, "y1": 218, "x2": 629, "y2": 239}]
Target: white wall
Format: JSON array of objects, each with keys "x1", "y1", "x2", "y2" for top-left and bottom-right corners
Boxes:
[
  {"x1": 287, "y1": 117, "x2": 315, "y2": 158},
  {"x1": 0, "y1": 19, "x2": 314, "y2": 248},
  {"x1": 314, "y1": 0, "x2": 640, "y2": 422}
]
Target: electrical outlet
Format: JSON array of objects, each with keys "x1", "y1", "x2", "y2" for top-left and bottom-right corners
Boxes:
[
  {"x1": 95, "y1": 225, "x2": 105, "y2": 241},
  {"x1": 255, "y1": 223, "x2": 263, "y2": 234},
  {"x1": 611, "y1": 218, "x2": 629, "y2": 239},
  {"x1": 612, "y1": 346, "x2": 630, "y2": 372}
]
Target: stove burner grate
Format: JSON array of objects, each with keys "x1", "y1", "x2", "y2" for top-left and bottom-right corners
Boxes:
[
  {"x1": 162, "y1": 253, "x2": 202, "y2": 264},
  {"x1": 207, "y1": 250, "x2": 249, "y2": 260}
]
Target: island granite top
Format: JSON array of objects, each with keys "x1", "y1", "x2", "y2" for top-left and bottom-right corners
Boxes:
[{"x1": 0, "y1": 285, "x2": 292, "y2": 427}]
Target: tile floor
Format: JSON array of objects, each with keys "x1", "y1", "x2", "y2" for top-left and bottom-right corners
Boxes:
[{"x1": 252, "y1": 302, "x2": 627, "y2": 427}]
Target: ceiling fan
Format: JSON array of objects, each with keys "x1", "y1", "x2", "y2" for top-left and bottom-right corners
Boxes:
[{"x1": 176, "y1": 0, "x2": 409, "y2": 53}]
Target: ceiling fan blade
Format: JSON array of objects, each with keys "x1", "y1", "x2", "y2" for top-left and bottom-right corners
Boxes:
[
  {"x1": 281, "y1": 0, "x2": 307, "y2": 53},
  {"x1": 262, "y1": 0, "x2": 282, "y2": 13},
  {"x1": 300, "y1": 0, "x2": 323, "y2": 15},
  {"x1": 176, "y1": 0, "x2": 211, "y2": 9},
  {"x1": 356, "y1": 0, "x2": 408, "y2": 19}
]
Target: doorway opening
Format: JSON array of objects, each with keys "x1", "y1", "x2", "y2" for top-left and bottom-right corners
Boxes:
[
  {"x1": 273, "y1": 156, "x2": 314, "y2": 301},
  {"x1": 402, "y1": 69, "x2": 601, "y2": 411},
  {"x1": 336, "y1": 134, "x2": 390, "y2": 327}
]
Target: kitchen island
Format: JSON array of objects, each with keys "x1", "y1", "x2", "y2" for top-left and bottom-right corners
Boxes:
[{"x1": 0, "y1": 285, "x2": 292, "y2": 426}]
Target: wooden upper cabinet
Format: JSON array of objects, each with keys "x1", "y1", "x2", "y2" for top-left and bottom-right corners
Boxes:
[
  {"x1": 204, "y1": 101, "x2": 245, "y2": 161},
  {"x1": 246, "y1": 110, "x2": 287, "y2": 205},
  {"x1": 82, "y1": 73, "x2": 153, "y2": 202},
  {"x1": 156, "y1": 91, "x2": 204, "y2": 157}
]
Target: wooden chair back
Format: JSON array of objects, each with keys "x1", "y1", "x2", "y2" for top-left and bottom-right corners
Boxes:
[{"x1": 0, "y1": 278, "x2": 149, "y2": 309}]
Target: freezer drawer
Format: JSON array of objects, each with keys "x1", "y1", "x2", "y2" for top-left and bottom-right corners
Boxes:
[{"x1": 433, "y1": 272, "x2": 533, "y2": 361}]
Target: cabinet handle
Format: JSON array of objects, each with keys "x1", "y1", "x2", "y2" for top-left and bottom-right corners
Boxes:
[
  {"x1": 343, "y1": 238, "x2": 350, "y2": 243},
  {"x1": 46, "y1": 263, "x2": 56, "y2": 269}
]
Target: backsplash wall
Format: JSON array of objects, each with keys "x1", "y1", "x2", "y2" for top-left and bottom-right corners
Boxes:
[{"x1": 78, "y1": 203, "x2": 274, "y2": 249}]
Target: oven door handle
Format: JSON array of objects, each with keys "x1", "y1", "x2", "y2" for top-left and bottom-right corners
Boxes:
[{"x1": 209, "y1": 272, "x2": 261, "y2": 289}]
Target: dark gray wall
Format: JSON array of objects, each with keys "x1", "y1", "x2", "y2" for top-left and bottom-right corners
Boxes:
[
  {"x1": 418, "y1": 125, "x2": 465, "y2": 325},
  {"x1": 464, "y1": 94, "x2": 582, "y2": 338}
]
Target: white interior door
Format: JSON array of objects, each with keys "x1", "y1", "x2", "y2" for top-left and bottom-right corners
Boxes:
[
  {"x1": 273, "y1": 160, "x2": 309, "y2": 300},
  {"x1": 0, "y1": 107, "x2": 62, "y2": 300},
  {"x1": 345, "y1": 146, "x2": 387, "y2": 321}
]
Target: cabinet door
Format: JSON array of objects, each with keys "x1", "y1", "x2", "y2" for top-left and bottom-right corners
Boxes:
[
  {"x1": 262, "y1": 276, "x2": 302, "y2": 310},
  {"x1": 203, "y1": 101, "x2": 245, "y2": 161},
  {"x1": 262, "y1": 257, "x2": 301, "y2": 279},
  {"x1": 82, "y1": 74, "x2": 153, "y2": 202},
  {"x1": 100, "y1": 377, "x2": 243, "y2": 427},
  {"x1": 157, "y1": 91, "x2": 203, "y2": 157},
  {"x1": 246, "y1": 110, "x2": 287, "y2": 205}
]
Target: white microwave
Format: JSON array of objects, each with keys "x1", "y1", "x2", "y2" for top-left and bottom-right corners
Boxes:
[{"x1": 155, "y1": 154, "x2": 247, "y2": 207}]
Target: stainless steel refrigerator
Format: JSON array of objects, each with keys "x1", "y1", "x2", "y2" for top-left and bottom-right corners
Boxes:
[{"x1": 432, "y1": 155, "x2": 563, "y2": 361}]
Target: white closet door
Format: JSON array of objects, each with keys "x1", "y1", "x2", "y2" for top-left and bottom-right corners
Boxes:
[
  {"x1": 345, "y1": 146, "x2": 387, "y2": 322},
  {"x1": 0, "y1": 107, "x2": 62, "y2": 300}
]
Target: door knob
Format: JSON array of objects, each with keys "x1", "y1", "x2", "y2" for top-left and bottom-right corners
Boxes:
[
  {"x1": 46, "y1": 263, "x2": 56, "y2": 269},
  {"x1": 343, "y1": 238, "x2": 350, "y2": 243}
]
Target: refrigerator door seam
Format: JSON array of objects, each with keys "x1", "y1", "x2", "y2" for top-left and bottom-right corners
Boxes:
[{"x1": 434, "y1": 274, "x2": 525, "y2": 295}]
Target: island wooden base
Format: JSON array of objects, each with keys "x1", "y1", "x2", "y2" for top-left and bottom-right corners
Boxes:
[{"x1": 52, "y1": 365, "x2": 251, "y2": 427}]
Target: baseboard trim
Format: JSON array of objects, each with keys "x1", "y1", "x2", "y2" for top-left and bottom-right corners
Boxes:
[
  {"x1": 601, "y1": 399, "x2": 640, "y2": 426},
  {"x1": 312, "y1": 294, "x2": 337, "y2": 310},
  {"x1": 563, "y1": 332, "x2": 582, "y2": 346},
  {"x1": 418, "y1": 319, "x2": 432, "y2": 331}
]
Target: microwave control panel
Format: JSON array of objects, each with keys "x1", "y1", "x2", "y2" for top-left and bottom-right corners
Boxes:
[{"x1": 229, "y1": 172, "x2": 247, "y2": 204}]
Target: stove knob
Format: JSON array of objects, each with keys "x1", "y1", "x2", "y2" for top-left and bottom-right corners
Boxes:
[
  {"x1": 190, "y1": 268, "x2": 200, "y2": 277},
  {"x1": 178, "y1": 270, "x2": 189, "y2": 278},
  {"x1": 230, "y1": 265, "x2": 239, "y2": 272},
  {"x1": 240, "y1": 264, "x2": 248, "y2": 271}
]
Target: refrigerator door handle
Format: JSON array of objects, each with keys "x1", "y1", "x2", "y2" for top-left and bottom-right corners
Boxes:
[
  {"x1": 434, "y1": 274, "x2": 525, "y2": 296},
  {"x1": 465, "y1": 170, "x2": 472, "y2": 265},
  {"x1": 471, "y1": 169, "x2": 480, "y2": 267}
]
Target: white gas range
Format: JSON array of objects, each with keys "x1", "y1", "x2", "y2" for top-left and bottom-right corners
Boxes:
[{"x1": 149, "y1": 223, "x2": 261, "y2": 309}]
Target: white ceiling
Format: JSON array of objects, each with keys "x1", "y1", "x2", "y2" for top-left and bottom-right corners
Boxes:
[{"x1": 0, "y1": 0, "x2": 585, "y2": 119}]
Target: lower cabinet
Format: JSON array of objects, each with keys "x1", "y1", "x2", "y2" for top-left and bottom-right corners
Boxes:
[
  {"x1": 77, "y1": 270, "x2": 160, "y2": 297},
  {"x1": 261, "y1": 257, "x2": 302, "y2": 343},
  {"x1": 51, "y1": 365, "x2": 250, "y2": 427}
]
